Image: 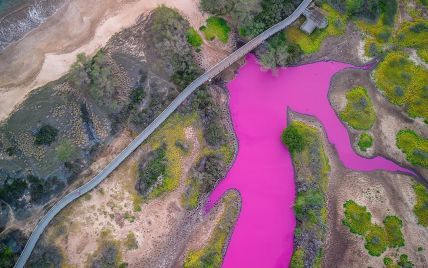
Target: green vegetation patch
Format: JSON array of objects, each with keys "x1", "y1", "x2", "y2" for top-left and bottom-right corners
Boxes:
[
  {"x1": 417, "y1": 48, "x2": 428, "y2": 63},
  {"x1": 343, "y1": 200, "x2": 372, "y2": 235},
  {"x1": 285, "y1": 121, "x2": 330, "y2": 268},
  {"x1": 200, "y1": 16, "x2": 231, "y2": 43},
  {"x1": 364, "y1": 224, "x2": 388, "y2": 256},
  {"x1": 55, "y1": 139, "x2": 78, "y2": 162},
  {"x1": 342, "y1": 200, "x2": 405, "y2": 256},
  {"x1": 137, "y1": 144, "x2": 168, "y2": 196},
  {"x1": 144, "y1": 6, "x2": 201, "y2": 90},
  {"x1": 184, "y1": 191, "x2": 240, "y2": 268},
  {"x1": 373, "y1": 51, "x2": 428, "y2": 121},
  {"x1": 396, "y1": 129, "x2": 428, "y2": 168},
  {"x1": 358, "y1": 133, "x2": 373, "y2": 152},
  {"x1": 384, "y1": 254, "x2": 415, "y2": 268},
  {"x1": 339, "y1": 86, "x2": 376, "y2": 130},
  {"x1": 413, "y1": 183, "x2": 428, "y2": 227},
  {"x1": 257, "y1": 32, "x2": 302, "y2": 69},
  {"x1": 384, "y1": 216, "x2": 404, "y2": 248},
  {"x1": 281, "y1": 122, "x2": 306, "y2": 155},
  {"x1": 186, "y1": 28, "x2": 203, "y2": 48},
  {"x1": 286, "y1": 4, "x2": 347, "y2": 54}
]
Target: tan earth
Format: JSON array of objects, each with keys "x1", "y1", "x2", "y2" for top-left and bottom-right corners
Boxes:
[{"x1": 0, "y1": 0, "x2": 231, "y2": 122}]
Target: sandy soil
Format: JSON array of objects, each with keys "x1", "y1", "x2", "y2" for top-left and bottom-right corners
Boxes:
[{"x1": 0, "y1": 0, "x2": 208, "y2": 122}]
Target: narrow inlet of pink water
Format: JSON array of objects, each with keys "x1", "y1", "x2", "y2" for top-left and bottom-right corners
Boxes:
[{"x1": 207, "y1": 55, "x2": 413, "y2": 268}]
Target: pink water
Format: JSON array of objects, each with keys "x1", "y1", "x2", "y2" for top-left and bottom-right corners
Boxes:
[{"x1": 206, "y1": 55, "x2": 414, "y2": 267}]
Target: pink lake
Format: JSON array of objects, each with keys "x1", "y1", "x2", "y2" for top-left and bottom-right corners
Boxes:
[{"x1": 207, "y1": 55, "x2": 413, "y2": 267}]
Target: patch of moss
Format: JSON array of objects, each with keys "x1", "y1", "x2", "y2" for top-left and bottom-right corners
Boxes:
[
  {"x1": 200, "y1": 16, "x2": 231, "y2": 43},
  {"x1": 339, "y1": 86, "x2": 376, "y2": 130},
  {"x1": 358, "y1": 133, "x2": 373, "y2": 152},
  {"x1": 413, "y1": 183, "x2": 428, "y2": 227},
  {"x1": 373, "y1": 51, "x2": 428, "y2": 121},
  {"x1": 396, "y1": 129, "x2": 428, "y2": 168},
  {"x1": 285, "y1": 4, "x2": 347, "y2": 54},
  {"x1": 186, "y1": 28, "x2": 203, "y2": 48}
]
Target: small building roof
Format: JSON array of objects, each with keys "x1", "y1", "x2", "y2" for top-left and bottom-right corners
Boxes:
[
  {"x1": 300, "y1": 6, "x2": 328, "y2": 34},
  {"x1": 303, "y1": 7, "x2": 328, "y2": 28},
  {"x1": 300, "y1": 20, "x2": 317, "y2": 34}
]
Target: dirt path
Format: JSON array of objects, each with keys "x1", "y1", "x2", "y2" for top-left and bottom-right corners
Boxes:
[{"x1": 0, "y1": 0, "x2": 206, "y2": 122}]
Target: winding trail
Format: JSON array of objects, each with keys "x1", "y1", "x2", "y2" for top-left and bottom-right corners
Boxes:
[
  {"x1": 14, "y1": 1, "x2": 312, "y2": 267},
  {"x1": 207, "y1": 55, "x2": 415, "y2": 267}
]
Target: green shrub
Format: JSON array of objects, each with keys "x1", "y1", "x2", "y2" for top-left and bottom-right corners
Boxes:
[
  {"x1": 290, "y1": 248, "x2": 305, "y2": 268},
  {"x1": 5, "y1": 146, "x2": 17, "y2": 156},
  {"x1": 34, "y1": 124, "x2": 58, "y2": 146},
  {"x1": 137, "y1": 144, "x2": 168, "y2": 195},
  {"x1": 343, "y1": 200, "x2": 405, "y2": 256},
  {"x1": 396, "y1": 129, "x2": 428, "y2": 168},
  {"x1": 364, "y1": 224, "x2": 388, "y2": 256},
  {"x1": 358, "y1": 133, "x2": 373, "y2": 152},
  {"x1": 413, "y1": 183, "x2": 428, "y2": 227},
  {"x1": 281, "y1": 123, "x2": 306, "y2": 154},
  {"x1": 339, "y1": 86, "x2": 376, "y2": 130},
  {"x1": 384, "y1": 216, "x2": 404, "y2": 248},
  {"x1": 204, "y1": 123, "x2": 225, "y2": 147},
  {"x1": 186, "y1": 28, "x2": 203, "y2": 48},
  {"x1": 257, "y1": 32, "x2": 302, "y2": 69},
  {"x1": 342, "y1": 200, "x2": 372, "y2": 235},
  {"x1": 0, "y1": 178, "x2": 28, "y2": 204},
  {"x1": 384, "y1": 257, "x2": 393, "y2": 266},
  {"x1": 239, "y1": 0, "x2": 298, "y2": 37},
  {"x1": 294, "y1": 190, "x2": 324, "y2": 223},
  {"x1": 398, "y1": 254, "x2": 414, "y2": 268},
  {"x1": 56, "y1": 139, "x2": 78, "y2": 162},
  {"x1": 201, "y1": 17, "x2": 231, "y2": 43}
]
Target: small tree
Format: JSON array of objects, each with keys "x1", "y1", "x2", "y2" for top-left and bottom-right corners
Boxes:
[
  {"x1": 281, "y1": 124, "x2": 305, "y2": 154},
  {"x1": 34, "y1": 125, "x2": 58, "y2": 146}
]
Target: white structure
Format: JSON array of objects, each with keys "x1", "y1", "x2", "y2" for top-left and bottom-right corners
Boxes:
[{"x1": 301, "y1": 7, "x2": 328, "y2": 34}]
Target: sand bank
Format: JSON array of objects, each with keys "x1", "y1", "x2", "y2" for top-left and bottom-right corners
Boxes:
[{"x1": 0, "y1": 0, "x2": 204, "y2": 122}]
